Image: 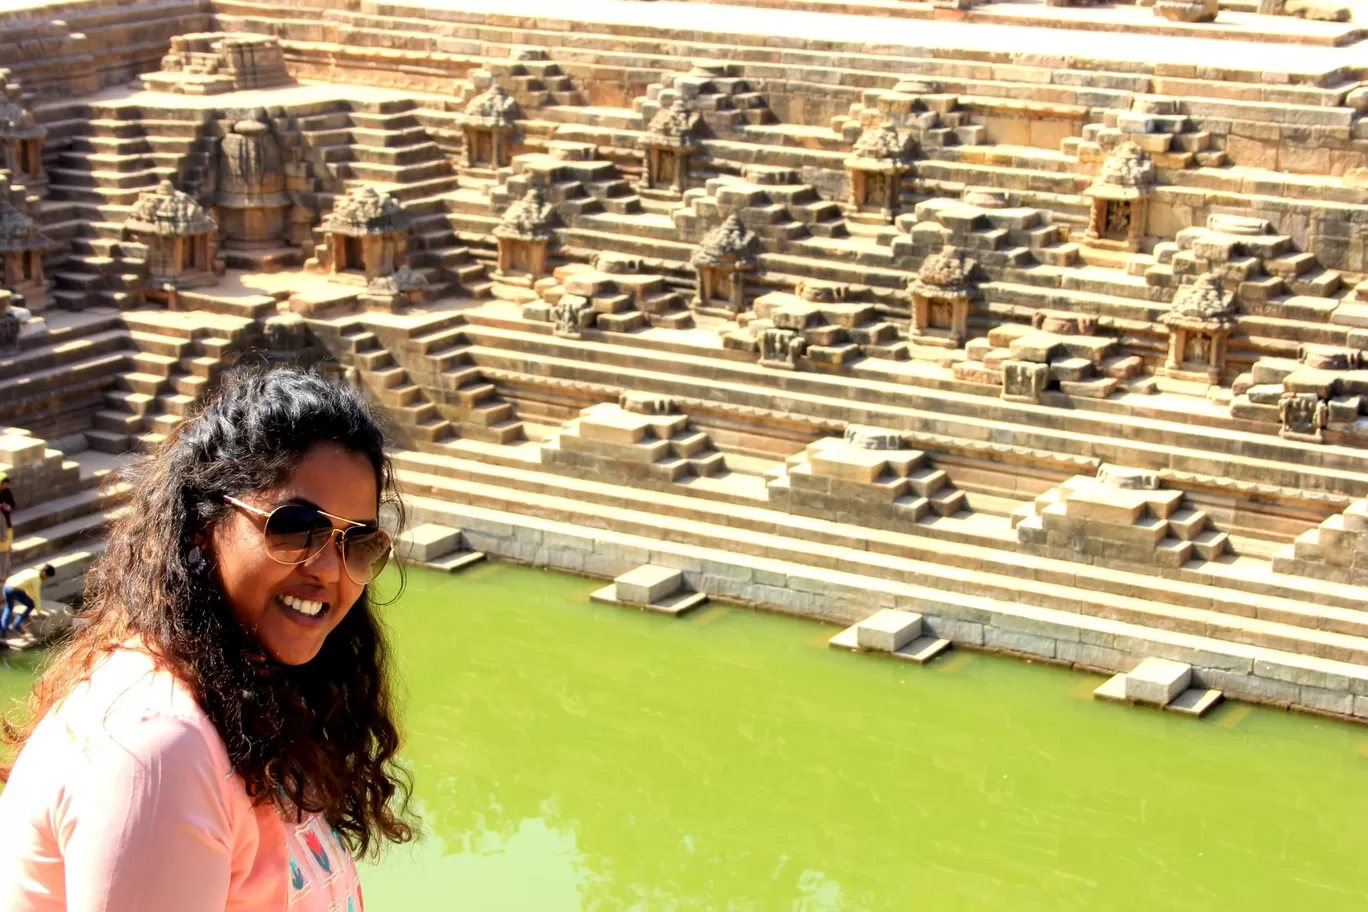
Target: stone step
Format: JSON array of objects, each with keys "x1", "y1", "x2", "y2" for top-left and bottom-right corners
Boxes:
[
  {"x1": 391, "y1": 456, "x2": 1368, "y2": 666},
  {"x1": 8, "y1": 481, "x2": 129, "y2": 538}
]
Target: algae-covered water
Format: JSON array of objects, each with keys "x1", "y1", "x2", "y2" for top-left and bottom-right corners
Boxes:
[{"x1": 4, "y1": 562, "x2": 1368, "y2": 909}]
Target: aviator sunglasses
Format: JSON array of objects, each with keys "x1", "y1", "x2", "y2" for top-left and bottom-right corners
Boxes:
[{"x1": 223, "y1": 495, "x2": 393, "y2": 585}]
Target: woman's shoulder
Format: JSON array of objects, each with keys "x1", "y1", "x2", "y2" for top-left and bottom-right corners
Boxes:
[{"x1": 48, "y1": 647, "x2": 229, "y2": 774}]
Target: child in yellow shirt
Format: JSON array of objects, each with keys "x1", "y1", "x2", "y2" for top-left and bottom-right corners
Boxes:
[{"x1": 2, "y1": 564, "x2": 53, "y2": 636}]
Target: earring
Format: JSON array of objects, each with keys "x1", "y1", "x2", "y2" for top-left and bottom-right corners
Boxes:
[{"x1": 188, "y1": 547, "x2": 208, "y2": 576}]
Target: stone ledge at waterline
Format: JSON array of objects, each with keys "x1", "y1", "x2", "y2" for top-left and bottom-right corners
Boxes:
[{"x1": 405, "y1": 493, "x2": 1368, "y2": 723}]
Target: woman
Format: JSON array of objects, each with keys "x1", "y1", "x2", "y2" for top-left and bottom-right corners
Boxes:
[{"x1": 0, "y1": 367, "x2": 415, "y2": 910}]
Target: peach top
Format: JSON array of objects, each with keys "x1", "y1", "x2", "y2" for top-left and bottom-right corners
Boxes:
[{"x1": 0, "y1": 648, "x2": 364, "y2": 911}]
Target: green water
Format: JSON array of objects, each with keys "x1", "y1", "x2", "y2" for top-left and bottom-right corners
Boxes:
[{"x1": 5, "y1": 564, "x2": 1368, "y2": 909}]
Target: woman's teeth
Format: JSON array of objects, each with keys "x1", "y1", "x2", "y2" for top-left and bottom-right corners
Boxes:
[{"x1": 279, "y1": 594, "x2": 325, "y2": 617}]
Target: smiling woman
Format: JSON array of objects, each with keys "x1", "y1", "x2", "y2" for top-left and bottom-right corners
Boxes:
[{"x1": 0, "y1": 367, "x2": 415, "y2": 912}]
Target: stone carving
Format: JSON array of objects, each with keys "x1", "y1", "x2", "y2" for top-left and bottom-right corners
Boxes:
[
  {"x1": 552, "y1": 294, "x2": 596, "y2": 339},
  {"x1": 0, "y1": 178, "x2": 53, "y2": 310},
  {"x1": 263, "y1": 312, "x2": 306, "y2": 350},
  {"x1": 908, "y1": 245, "x2": 976, "y2": 348},
  {"x1": 620, "y1": 391, "x2": 676, "y2": 415},
  {"x1": 1096, "y1": 464, "x2": 1161, "y2": 490},
  {"x1": 594, "y1": 252, "x2": 642, "y2": 275},
  {"x1": 1084, "y1": 142, "x2": 1154, "y2": 252},
  {"x1": 1280, "y1": 392, "x2": 1328, "y2": 443},
  {"x1": 124, "y1": 180, "x2": 219, "y2": 299},
  {"x1": 0, "y1": 306, "x2": 19, "y2": 349},
  {"x1": 758, "y1": 326, "x2": 805, "y2": 369},
  {"x1": 845, "y1": 123, "x2": 913, "y2": 223},
  {"x1": 494, "y1": 188, "x2": 556, "y2": 278},
  {"x1": 144, "y1": 33, "x2": 289, "y2": 94},
  {"x1": 215, "y1": 115, "x2": 289, "y2": 250},
  {"x1": 844, "y1": 425, "x2": 902, "y2": 450},
  {"x1": 1002, "y1": 360, "x2": 1051, "y2": 403},
  {"x1": 462, "y1": 82, "x2": 519, "y2": 167},
  {"x1": 1160, "y1": 272, "x2": 1237, "y2": 384},
  {"x1": 640, "y1": 99, "x2": 701, "y2": 194},
  {"x1": 1154, "y1": 0, "x2": 1218, "y2": 21},
  {"x1": 0, "y1": 70, "x2": 45, "y2": 195},
  {"x1": 691, "y1": 214, "x2": 759, "y2": 312},
  {"x1": 1033, "y1": 310, "x2": 1098, "y2": 336},
  {"x1": 1298, "y1": 343, "x2": 1359, "y2": 371},
  {"x1": 314, "y1": 187, "x2": 421, "y2": 311}
]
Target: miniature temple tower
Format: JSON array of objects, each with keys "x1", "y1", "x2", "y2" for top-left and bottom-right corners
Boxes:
[
  {"x1": 124, "y1": 180, "x2": 220, "y2": 306},
  {"x1": 0, "y1": 176, "x2": 52, "y2": 311},
  {"x1": 1159, "y1": 272, "x2": 1238, "y2": 386},
  {"x1": 691, "y1": 214, "x2": 759, "y2": 313},
  {"x1": 1083, "y1": 141, "x2": 1154, "y2": 253},
  {"x1": 908, "y1": 245, "x2": 976, "y2": 348},
  {"x1": 462, "y1": 83, "x2": 519, "y2": 169},
  {"x1": 493, "y1": 187, "x2": 556, "y2": 280},
  {"x1": 844, "y1": 123, "x2": 912, "y2": 224},
  {"x1": 318, "y1": 187, "x2": 411, "y2": 282},
  {"x1": 215, "y1": 115, "x2": 290, "y2": 255},
  {"x1": 0, "y1": 70, "x2": 45, "y2": 197},
  {"x1": 638, "y1": 99, "x2": 700, "y2": 196}
]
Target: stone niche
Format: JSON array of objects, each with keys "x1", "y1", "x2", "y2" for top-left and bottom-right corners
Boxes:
[
  {"x1": 1158, "y1": 272, "x2": 1237, "y2": 386},
  {"x1": 313, "y1": 187, "x2": 425, "y2": 311},
  {"x1": 844, "y1": 123, "x2": 913, "y2": 224},
  {"x1": 215, "y1": 115, "x2": 290, "y2": 256},
  {"x1": 0, "y1": 175, "x2": 53, "y2": 311},
  {"x1": 690, "y1": 213, "x2": 759, "y2": 313},
  {"x1": 907, "y1": 245, "x2": 975, "y2": 348},
  {"x1": 462, "y1": 79, "x2": 519, "y2": 169},
  {"x1": 124, "y1": 180, "x2": 221, "y2": 305},
  {"x1": 0, "y1": 70, "x2": 45, "y2": 197},
  {"x1": 1083, "y1": 141, "x2": 1154, "y2": 254},
  {"x1": 493, "y1": 187, "x2": 556, "y2": 282},
  {"x1": 142, "y1": 33, "x2": 290, "y2": 95},
  {"x1": 638, "y1": 99, "x2": 700, "y2": 197}
]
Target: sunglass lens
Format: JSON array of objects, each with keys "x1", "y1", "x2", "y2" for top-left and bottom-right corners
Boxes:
[
  {"x1": 342, "y1": 528, "x2": 392, "y2": 583},
  {"x1": 264, "y1": 505, "x2": 334, "y2": 561}
]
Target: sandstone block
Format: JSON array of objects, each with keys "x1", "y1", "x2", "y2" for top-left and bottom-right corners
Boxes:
[
  {"x1": 810, "y1": 447, "x2": 889, "y2": 484},
  {"x1": 615, "y1": 565, "x2": 683, "y2": 605},
  {"x1": 855, "y1": 608, "x2": 924, "y2": 652},
  {"x1": 1124, "y1": 657, "x2": 1193, "y2": 706},
  {"x1": 0, "y1": 434, "x2": 44, "y2": 468},
  {"x1": 396, "y1": 523, "x2": 461, "y2": 562}
]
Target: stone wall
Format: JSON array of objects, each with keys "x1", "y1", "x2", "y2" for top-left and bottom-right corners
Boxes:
[{"x1": 410, "y1": 496, "x2": 1368, "y2": 722}]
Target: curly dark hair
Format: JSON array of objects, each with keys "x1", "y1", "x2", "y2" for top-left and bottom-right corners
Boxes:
[{"x1": 1, "y1": 366, "x2": 416, "y2": 858}]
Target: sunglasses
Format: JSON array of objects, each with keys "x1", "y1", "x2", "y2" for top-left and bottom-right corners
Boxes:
[{"x1": 223, "y1": 495, "x2": 393, "y2": 585}]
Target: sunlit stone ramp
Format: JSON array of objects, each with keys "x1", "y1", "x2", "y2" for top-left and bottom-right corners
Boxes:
[
  {"x1": 394, "y1": 522, "x2": 485, "y2": 572},
  {"x1": 829, "y1": 608, "x2": 952, "y2": 665},
  {"x1": 591, "y1": 564, "x2": 708, "y2": 617},
  {"x1": 1094, "y1": 657, "x2": 1224, "y2": 718}
]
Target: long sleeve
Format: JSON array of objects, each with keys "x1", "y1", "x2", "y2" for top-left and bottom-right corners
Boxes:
[{"x1": 57, "y1": 712, "x2": 235, "y2": 912}]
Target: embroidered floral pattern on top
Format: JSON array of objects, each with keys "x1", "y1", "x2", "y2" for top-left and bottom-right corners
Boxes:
[{"x1": 284, "y1": 814, "x2": 363, "y2": 911}]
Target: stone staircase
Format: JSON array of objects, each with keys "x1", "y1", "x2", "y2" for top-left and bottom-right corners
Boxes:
[
  {"x1": 490, "y1": 147, "x2": 645, "y2": 218},
  {"x1": 38, "y1": 101, "x2": 216, "y2": 309},
  {"x1": 86, "y1": 310, "x2": 254, "y2": 455},
  {"x1": 543, "y1": 400, "x2": 725, "y2": 483},
  {"x1": 634, "y1": 60, "x2": 774, "y2": 135},
  {"x1": 389, "y1": 448, "x2": 1368, "y2": 692},
  {"x1": 0, "y1": 310, "x2": 130, "y2": 440},
  {"x1": 2, "y1": 437, "x2": 131, "y2": 605}
]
